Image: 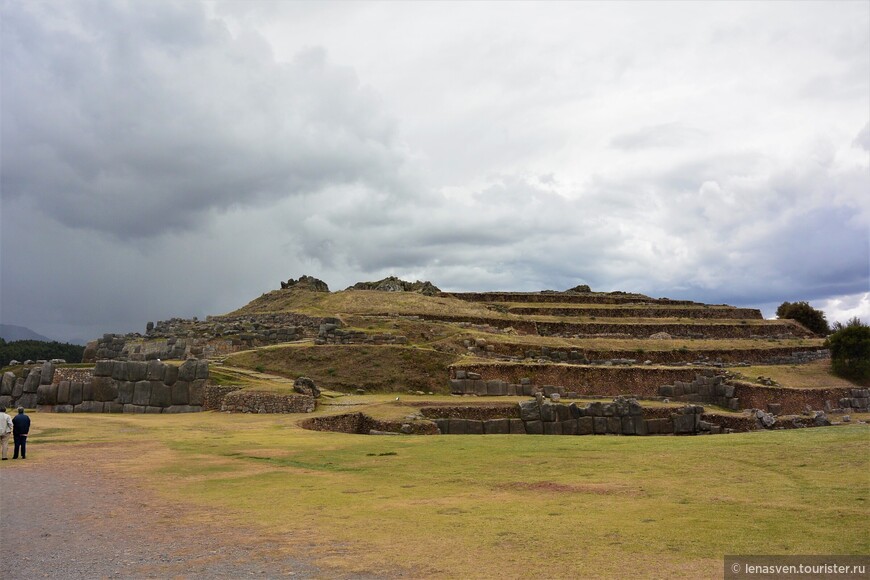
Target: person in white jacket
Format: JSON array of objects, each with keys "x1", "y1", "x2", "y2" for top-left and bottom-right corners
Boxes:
[{"x1": 0, "y1": 406, "x2": 12, "y2": 460}]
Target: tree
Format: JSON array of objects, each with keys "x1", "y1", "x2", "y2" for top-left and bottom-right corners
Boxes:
[
  {"x1": 776, "y1": 301, "x2": 830, "y2": 336},
  {"x1": 825, "y1": 318, "x2": 870, "y2": 383}
]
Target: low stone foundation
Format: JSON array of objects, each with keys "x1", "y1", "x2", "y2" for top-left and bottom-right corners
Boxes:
[{"x1": 219, "y1": 390, "x2": 315, "y2": 414}]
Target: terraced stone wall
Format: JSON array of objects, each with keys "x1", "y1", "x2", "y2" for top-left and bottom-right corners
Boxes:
[
  {"x1": 474, "y1": 344, "x2": 829, "y2": 366},
  {"x1": 29, "y1": 359, "x2": 208, "y2": 413},
  {"x1": 658, "y1": 374, "x2": 740, "y2": 410},
  {"x1": 452, "y1": 364, "x2": 700, "y2": 398},
  {"x1": 506, "y1": 307, "x2": 763, "y2": 319},
  {"x1": 219, "y1": 390, "x2": 315, "y2": 414},
  {"x1": 442, "y1": 292, "x2": 701, "y2": 305}
]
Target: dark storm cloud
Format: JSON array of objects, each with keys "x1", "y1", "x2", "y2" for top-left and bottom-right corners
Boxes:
[{"x1": 1, "y1": 1, "x2": 406, "y2": 240}]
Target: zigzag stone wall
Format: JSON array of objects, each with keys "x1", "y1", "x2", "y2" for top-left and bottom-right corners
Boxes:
[{"x1": 30, "y1": 359, "x2": 208, "y2": 413}]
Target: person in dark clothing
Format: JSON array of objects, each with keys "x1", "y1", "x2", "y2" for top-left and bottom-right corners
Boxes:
[{"x1": 12, "y1": 407, "x2": 30, "y2": 459}]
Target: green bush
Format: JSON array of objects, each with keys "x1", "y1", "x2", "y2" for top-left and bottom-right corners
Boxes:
[
  {"x1": 776, "y1": 301, "x2": 830, "y2": 335},
  {"x1": 825, "y1": 318, "x2": 870, "y2": 382}
]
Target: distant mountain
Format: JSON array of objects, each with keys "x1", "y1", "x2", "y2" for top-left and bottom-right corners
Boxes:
[{"x1": 0, "y1": 324, "x2": 53, "y2": 342}]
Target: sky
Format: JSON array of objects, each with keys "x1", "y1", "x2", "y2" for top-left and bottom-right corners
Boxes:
[{"x1": 1, "y1": 0, "x2": 868, "y2": 344}]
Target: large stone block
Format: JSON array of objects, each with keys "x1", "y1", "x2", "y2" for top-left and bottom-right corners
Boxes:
[
  {"x1": 473, "y1": 380, "x2": 487, "y2": 396},
  {"x1": 150, "y1": 383, "x2": 172, "y2": 407},
  {"x1": 56, "y1": 381, "x2": 70, "y2": 404},
  {"x1": 94, "y1": 360, "x2": 114, "y2": 377},
  {"x1": 0, "y1": 372, "x2": 14, "y2": 396},
  {"x1": 577, "y1": 417, "x2": 594, "y2": 435},
  {"x1": 133, "y1": 381, "x2": 152, "y2": 406},
  {"x1": 593, "y1": 417, "x2": 608, "y2": 434},
  {"x1": 117, "y1": 381, "x2": 135, "y2": 404},
  {"x1": 123, "y1": 404, "x2": 146, "y2": 414},
  {"x1": 40, "y1": 362, "x2": 55, "y2": 385},
  {"x1": 196, "y1": 360, "x2": 209, "y2": 380},
  {"x1": 36, "y1": 384, "x2": 58, "y2": 405},
  {"x1": 178, "y1": 360, "x2": 198, "y2": 382},
  {"x1": 126, "y1": 361, "x2": 148, "y2": 382},
  {"x1": 543, "y1": 422, "x2": 562, "y2": 435},
  {"x1": 171, "y1": 382, "x2": 189, "y2": 406},
  {"x1": 466, "y1": 420, "x2": 484, "y2": 434},
  {"x1": 519, "y1": 400, "x2": 541, "y2": 422},
  {"x1": 23, "y1": 369, "x2": 41, "y2": 393},
  {"x1": 12, "y1": 379, "x2": 24, "y2": 399},
  {"x1": 448, "y1": 418, "x2": 468, "y2": 435},
  {"x1": 105, "y1": 402, "x2": 124, "y2": 413},
  {"x1": 54, "y1": 405, "x2": 74, "y2": 413},
  {"x1": 91, "y1": 377, "x2": 118, "y2": 402},
  {"x1": 673, "y1": 414, "x2": 696, "y2": 434},
  {"x1": 433, "y1": 418, "x2": 449, "y2": 434},
  {"x1": 561, "y1": 420, "x2": 578, "y2": 435},
  {"x1": 621, "y1": 416, "x2": 635, "y2": 435},
  {"x1": 17, "y1": 393, "x2": 37, "y2": 409},
  {"x1": 144, "y1": 406, "x2": 163, "y2": 414},
  {"x1": 524, "y1": 420, "x2": 543, "y2": 434},
  {"x1": 606, "y1": 416, "x2": 620, "y2": 434},
  {"x1": 556, "y1": 404, "x2": 572, "y2": 422},
  {"x1": 111, "y1": 361, "x2": 127, "y2": 381},
  {"x1": 146, "y1": 360, "x2": 166, "y2": 382},
  {"x1": 659, "y1": 385, "x2": 675, "y2": 397},
  {"x1": 83, "y1": 380, "x2": 96, "y2": 401},
  {"x1": 449, "y1": 379, "x2": 465, "y2": 394},
  {"x1": 509, "y1": 418, "x2": 526, "y2": 434},
  {"x1": 484, "y1": 418, "x2": 510, "y2": 434},
  {"x1": 164, "y1": 364, "x2": 178, "y2": 386},
  {"x1": 69, "y1": 382, "x2": 83, "y2": 406},
  {"x1": 633, "y1": 416, "x2": 648, "y2": 436},
  {"x1": 646, "y1": 419, "x2": 661, "y2": 435},
  {"x1": 540, "y1": 402, "x2": 558, "y2": 422}
]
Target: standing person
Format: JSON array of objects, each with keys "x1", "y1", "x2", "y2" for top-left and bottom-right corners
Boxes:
[
  {"x1": 0, "y1": 406, "x2": 12, "y2": 460},
  {"x1": 12, "y1": 406, "x2": 30, "y2": 460}
]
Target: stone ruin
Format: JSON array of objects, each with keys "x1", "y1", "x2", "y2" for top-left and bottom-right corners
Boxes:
[
  {"x1": 348, "y1": 276, "x2": 441, "y2": 295},
  {"x1": 0, "y1": 359, "x2": 209, "y2": 414},
  {"x1": 280, "y1": 275, "x2": 330, "y2": 292},
  {"x1": 658, "y1": 373, "x2": 740, "y2": 410}
]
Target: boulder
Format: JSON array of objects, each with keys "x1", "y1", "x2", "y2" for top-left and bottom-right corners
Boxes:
[
  {"x1": 293, "y1": 376, "x2": 321, "y2": 398},
  {"x1": 518, "y1": 400, "x2": 541, "y2": 422},
  {"x1": 0, "y1": 372, "x2": 14, "y2": 396},
  {"x1": 178, "y1": 360, "x2": 198, "y2": 382},
  {"x1": 36, "y1": 384, "x2": 58, "y2": 406}
]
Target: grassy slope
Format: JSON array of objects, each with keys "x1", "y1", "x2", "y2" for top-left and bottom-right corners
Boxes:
[
  {"x1": 730, "y1": 360, "x2": 863, "y2": 390},
  {"x1": 15, "y1": 413, "x2": 870, "y2": 578},
  {"x1": 225, "y1": 344, "x2": 459, "y2": 393}
]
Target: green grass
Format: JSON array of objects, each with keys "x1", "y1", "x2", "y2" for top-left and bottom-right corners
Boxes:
[
  {"x1": 12, "y1": 412, "x2": 869, "y2": 578},
  {"x1": 732, "y1": 360, "x2": 861, "y2": 389}
]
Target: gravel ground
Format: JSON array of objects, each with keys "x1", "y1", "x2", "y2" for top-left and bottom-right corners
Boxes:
[{"x1": 0, "y1": 458, "x2": 321, "y2": 579}]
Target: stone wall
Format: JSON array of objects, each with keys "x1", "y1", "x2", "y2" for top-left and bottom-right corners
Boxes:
[
  {"x1": 431, "y1": 397, "x2": 717, "y2": 435},
  {"x1": 465, "y1": 343, "x2": 829, "y2": 367},
  {"x1": 452, "y1": 364, "x2": 700, "y2": 398},
  {"x1": 506, "y1": 306, "x2": 763, "y2": 319},
  {"x1": 839, "y1": 389, "x2": 870, "y2": 412},
  {"x1": 219, "y1": 390, "x2": 315, "y2": 414},
  {"x1": 658, "y1": 373, "x2": 740, "y2": 410},
  {"x1": 22, "y1": 359, "x2": 208, "y2": 414},
  {"x1": 415, "y1": 314, "x2": 811, "y2": 339},
  {"x1": 202, "y1": 385, "x2": 241, "y2": 411},
  {"x1": 441, "y1": 292, "x2": 701, "y2": 305},
  {"x1": 83, "y1": 312, "x2": 326, "y2": 363}
]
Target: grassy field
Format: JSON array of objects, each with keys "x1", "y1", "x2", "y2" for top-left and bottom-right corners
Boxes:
[
  {"x1": 10, "y1": 412, "x2": 868, "y2": 578},
  {"x1": 730, "y1": 360, "x2": 865, "y2": 389}
]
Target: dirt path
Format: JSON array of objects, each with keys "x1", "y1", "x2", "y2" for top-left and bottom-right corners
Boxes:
[{"x1": 0, "y1": 457, "x2": 321, "y2": 579}]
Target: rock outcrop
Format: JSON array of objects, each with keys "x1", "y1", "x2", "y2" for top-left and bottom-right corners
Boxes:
[
  {"x1": 348, "y1": 276, "x2": 440, "y2": 295},
  {"x1": 280, "y1": 275, "x2": 330, "y2": 292}
]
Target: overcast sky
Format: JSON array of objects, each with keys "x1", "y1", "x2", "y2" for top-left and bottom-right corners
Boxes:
[{"x1": 2, "y1": 0, "x2": 868, "y2": 344}]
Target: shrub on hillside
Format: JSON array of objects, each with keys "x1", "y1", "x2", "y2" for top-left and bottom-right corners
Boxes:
[
  {"x1": 825, "y1": 318, "x2": 870, "y2": 383},
  {"x1": 776, "y1": 301, "x2": 830, "y2": 335}
]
